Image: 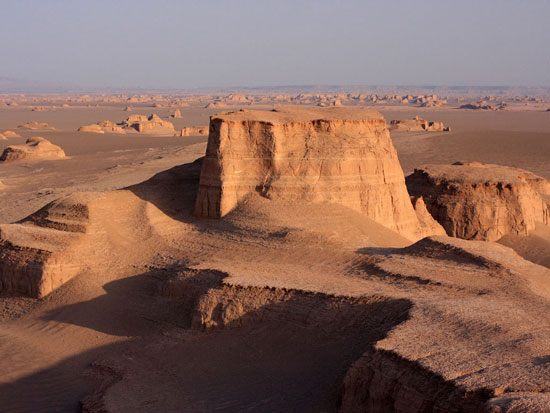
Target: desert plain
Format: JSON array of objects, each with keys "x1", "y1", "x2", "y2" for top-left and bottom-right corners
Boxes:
[{"x1": 0, "y1": 91, "x2": 548, "y2": 412}]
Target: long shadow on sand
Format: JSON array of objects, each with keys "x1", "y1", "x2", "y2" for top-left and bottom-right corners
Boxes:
[
  {"x1": 1, "y1": 268, "x2": 409, "y2": 412},
  {"x1": 1, "y1": 269, "x2": 493, "y2": 412},
  {"x1": 126, "y1": 157, "x2": 270, "y2": 238}
]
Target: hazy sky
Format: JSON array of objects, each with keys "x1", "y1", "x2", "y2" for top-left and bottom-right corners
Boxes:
[{"x1": 1, "y1": 0, "x2": 550, "y2": 88}]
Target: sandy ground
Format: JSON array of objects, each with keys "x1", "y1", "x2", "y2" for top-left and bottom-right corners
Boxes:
[{"x1": 0, "y1": 104, "x2": 548, "y2": 412}]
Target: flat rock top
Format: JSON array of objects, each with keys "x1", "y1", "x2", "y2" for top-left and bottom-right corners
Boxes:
[
  {"x1": 415, "y1": 162, "x2": 548, "y2": 185},
  {"x1": 212, "y1": 107, "x2": 384, "y2": 124}
]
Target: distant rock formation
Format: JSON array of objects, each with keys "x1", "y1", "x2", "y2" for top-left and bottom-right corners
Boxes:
[
  {"x1": 0, "y1": 137, "x2": 66, "y2": 162},
  {"x1": 180, "y1": 126, "x2": 208, "y2": 137},
  {"x1": 78, "y1": 120, "x2": 125, "y2": 134},
  {"x1": 18, "y1": 121, "x2": 55, "y2": 130},
  {"x1": 459, "y1": 102, "x2": 507, "y2": 110},
  {"x1": 1, "y1": 130, "x2": 22, "y2": 138},
  {"x1": 124, "y1": 106, "x2": 132, "y2": 111},
  {"x1": 389, "y1": 116, "x2": 450, "y2": 132},
  {"x1": 0, "y1": 133, "x2": 6, "y2": 140},
  {"x1": 205, "y1": 102, "x2": 226, "y2": 109},
  {"x1": 122, "y1": 113, "x2": 176, "y2": 135},
  {"x1": 170, "y1": 109, "x2": 182, "y2": 119},
  {"x1": 406, "y1": 162, "x2": 550, "y2": 241},
  {"x1": 195, "y1": 107, "x2": 433, "y2": 240}
]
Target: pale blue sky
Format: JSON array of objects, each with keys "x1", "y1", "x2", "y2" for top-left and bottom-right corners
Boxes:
[{"x1": 1, "y1": 0, "x2": 549, "y2": 88}]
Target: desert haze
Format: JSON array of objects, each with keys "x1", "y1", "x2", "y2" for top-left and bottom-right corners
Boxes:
[{"x1": 1, "y1": 1, "x2": 550, "y2": 412}]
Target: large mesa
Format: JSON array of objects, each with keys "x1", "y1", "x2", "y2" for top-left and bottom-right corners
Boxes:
[{"x1": 195, "y1": 107, "x2": 439, "y2": 240}]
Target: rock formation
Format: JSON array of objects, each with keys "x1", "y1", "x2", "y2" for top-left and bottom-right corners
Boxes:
[
  {"x1": 0, "y1": 137, "x2": 66, "y2": 162},
  {"x1": 459, "y1": 102, "x2": 507, "y2": 110},
  {"x1": 0, "y1": 189, "x2": 175, "y2": 297},
  {"x1": 18, "y1": 121, "x2": 55, "y2": 130},
  {"x1": 180, "y1": 126, "x2": 209, "y2": 136},
  {"x1": 389, "y1": 116, "x2": 450, "y2": 132},
  {"x1": 78, "y1": 120, "x2": 125, "y2": 134},
  {"x1": 1, "y1": 130, "x2": 21, "y2": 138},
  {"x1": 406, "y1": 162, "x2": 550, "y2": 241},
  {"x1": 195, "y1": 107, "x2": 433, "y2": 240},
  {"x1": 0, "y1": 133, "x2": 6, "y2": 140},
  {"x1": 170, "y1": 109, "x2": 182, "y2": 118},
  {"x1": 122, "y1": 113, "x2": 176, "y2": 135}
]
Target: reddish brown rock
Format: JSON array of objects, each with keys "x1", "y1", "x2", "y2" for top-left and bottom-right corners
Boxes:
[
  {"x1": 123, "y1": 114, "x2": 176, "y2": 135},
  {"x1": 406, "y1": 162, "x2": 550, "y2": 241}
]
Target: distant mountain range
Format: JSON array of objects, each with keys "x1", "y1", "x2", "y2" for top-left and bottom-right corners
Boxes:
[{"x1": 1, "y1": 76, "x2": 550, "y2": 96}]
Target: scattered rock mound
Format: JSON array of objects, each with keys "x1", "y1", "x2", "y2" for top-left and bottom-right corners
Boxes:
[
  {"x1": 389, "y1": 115, "x2": 450, "y2": 132},
  {"x1": 17, "y1": 121, "x2": 55, "y2": 130},
  {"x1": 180, "y1": 126, "x2": 208, "y2": 136},
  {"x1": 406, "y1": 162, "x2": 550, "y2": 241},
  {"x1": 122, "y1": 113, "x2": 176, "y2": 135},
  {"x1": 0, "y1": 137, "x2": 66, "y2": 162},
  {"x1": 195, "y1": 107, "x2": 431, "y2": 240},
  {"x1": 0, "y1": 130, "x2": 21, "y2": 138},
  {"x1": 78, "y1": 120, "x2": 125, "y2": 134}
]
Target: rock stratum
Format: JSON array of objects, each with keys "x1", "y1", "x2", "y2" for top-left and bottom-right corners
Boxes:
[
  {"x1": 407, "y1": 162, "x2": 550, "y2": 241},
  {"x1": 195, "y1": 107, "x2": 436, "y2": 240},
  {"x1": 0, "y1": 137, "x2": 66, "y2": 162}
]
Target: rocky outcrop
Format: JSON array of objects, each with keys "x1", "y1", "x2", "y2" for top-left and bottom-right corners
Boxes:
[
  {"x1": 78, "y1": 121, "x2": 125, "y2": 134},
  {"x1": 0, "y1": 137, "x2": 66, "y2": 162},
  {"x1": 406, "y1": 162, "x2": 550, "y2": 241},
  {"x1": 460, "y1": 102, "x2": 507, "y2": 111},
  {"x1": 170, "y1": 109, "x2": 182, "y2": 119},
  {"x1": 1, "y1": 130, "x2": 21, "y2": 138},
  {"x1": 195, "y1": 107, "x2": 430, "y2": 240},
  {"x1": 122, "y1": 113, "x2": 176, "y2": 135},
  {"x1": 389, "y1": 116, "x2": 450, "y2": 132},
  {"x1": 410, "y1": 196, "x2": 446, "y2": 237},
  {"x1": 17, "y1": 121, "x2": 55, "y2": 130},
  {"x1": 180, "y1": 126, "x2": 208, "y2": 136},
  {"x1": 0, "y1": 189, "x2": 175, "y2": 297}
]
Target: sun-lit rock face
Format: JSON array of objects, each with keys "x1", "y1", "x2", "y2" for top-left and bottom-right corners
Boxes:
[
  {"x1": 78, "y1": 120, "x2": 125, "y2": 134},
  {"x1": 0, "y1": 137, "x2": 66, "y2": 162},
  {"x1": 123, "y1": 114, "x2": 176, "y2": 135},
  {"x1": 195, "y1": 107, "x2": 430, "y2": 240},
  {"x1": 406, "y1": 162, "x2": 550, "y2": 241},
  {"x1": 389, "y1": 115, "x2": 450, "y2": 132}
]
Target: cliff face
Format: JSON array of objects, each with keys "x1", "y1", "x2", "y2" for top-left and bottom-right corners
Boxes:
[
  {"x1": 195, "y1": 107, "x2": 427, "y2": 240},
  {"x1": 406, "y1": 162, "x2": 550, "y2": 241}
]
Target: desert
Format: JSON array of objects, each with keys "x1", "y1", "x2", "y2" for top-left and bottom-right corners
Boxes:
[{"x1": 0, "y1": 2, "x2": 549, "y2": 413}]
